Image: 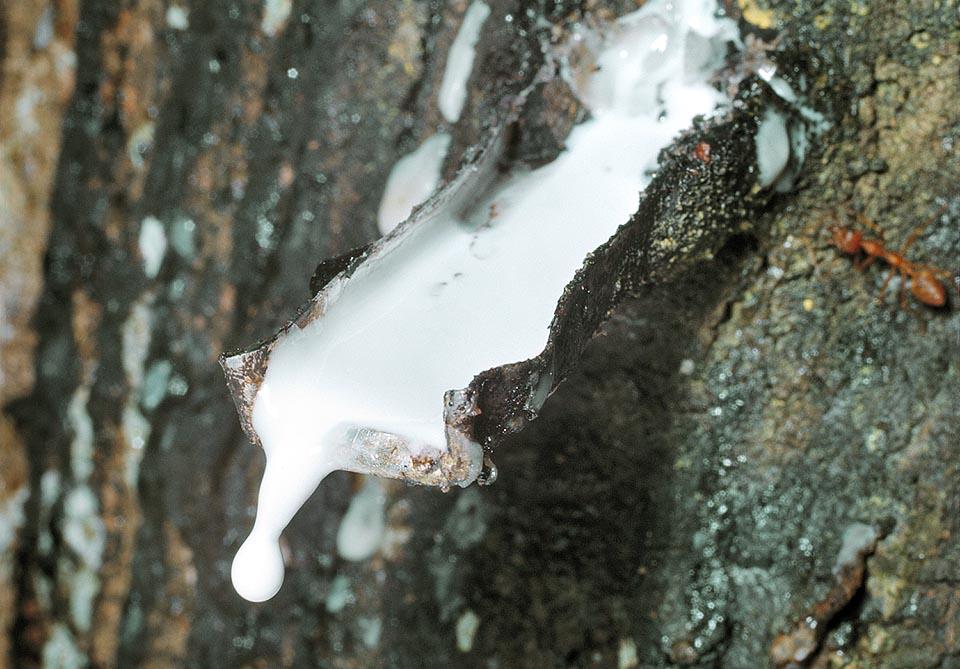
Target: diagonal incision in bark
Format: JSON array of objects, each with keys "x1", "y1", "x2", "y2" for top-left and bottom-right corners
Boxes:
[{"x1": 219, "y1": 0, "x2": 813, "y2": 602}]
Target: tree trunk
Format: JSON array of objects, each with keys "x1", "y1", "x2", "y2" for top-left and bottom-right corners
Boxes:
[{"x1": 2, "y1": 0, "x2": 959, "y2": 667}]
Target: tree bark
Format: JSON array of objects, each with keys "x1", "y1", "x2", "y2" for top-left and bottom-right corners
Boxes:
[{"x1": 1, "y1": 0, "x2": 959, "y2": 667}]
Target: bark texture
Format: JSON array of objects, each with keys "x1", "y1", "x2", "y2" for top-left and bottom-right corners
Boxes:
[{"x1": 1, "y1": 0, "x2": 959, "y2": 668}]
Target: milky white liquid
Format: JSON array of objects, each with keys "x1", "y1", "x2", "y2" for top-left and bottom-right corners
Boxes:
[
  {"x1": 439, "y1": 0, "x2": 492, "y2": 123},
  {"x1": 377, "y1": 132, "x2": 451, "y2": 236},
  {"x1": 232, "y1": 0, "x2": 739, "y2": 602}
]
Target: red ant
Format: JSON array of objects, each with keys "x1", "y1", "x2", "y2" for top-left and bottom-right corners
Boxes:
[{"x1": 821, "y1": 204, "x2": 956, "y2": 310}]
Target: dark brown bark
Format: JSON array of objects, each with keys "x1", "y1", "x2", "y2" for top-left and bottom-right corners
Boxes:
[{"x1": 2, "y1": 0, "x2": 960, "y2": 668}]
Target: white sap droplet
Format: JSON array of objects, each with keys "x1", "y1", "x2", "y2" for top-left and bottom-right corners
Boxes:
[
  {"x1": 232, "y1": 451, "x2": 341, "y2": 602},
  {"x1": 232, "y1": 531, "x2": 284, "y2": 603}
]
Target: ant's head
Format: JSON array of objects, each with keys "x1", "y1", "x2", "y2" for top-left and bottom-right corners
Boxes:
[{"x1": 829, "y1": 226, "x2": 862, "y2": 255}]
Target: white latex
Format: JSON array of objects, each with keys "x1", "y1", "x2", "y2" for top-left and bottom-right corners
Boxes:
[
  {"x1": 232, "y1": 0, "x2": 738, "y2": 602},
  {"x1": 438, "y1": 0, "x2": 492, "y2": 124},
  {"x1": 377, "y1": 133, "x2": 451, "y2": 236}
]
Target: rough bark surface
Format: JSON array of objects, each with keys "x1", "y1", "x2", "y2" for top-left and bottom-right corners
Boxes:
[{"x1": 1, "y1": 0, "x2": 958, "y2": 668}]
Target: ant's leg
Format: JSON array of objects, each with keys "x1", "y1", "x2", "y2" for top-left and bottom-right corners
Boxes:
[
  {"x1": 844, "y1": 206, "x2": 886, "y2": 242},
  {"x1": 904, "y1": 262, "x2": 954, "y2": 278},
  {"x1": 802, "y1": 210, "x2": 847, "y2": 280},
  {"x1": 850, "y1": 211, "x2": 887, "y2": 243},
  {"x1": 876, "y1": 266, "x2": 896, "y2": 304},
  {"x1": 899, "y1": 270, "x2": 913, "y2": 311},
  {"x1": 854, "y1": 255, "x2": 876, "y2": 271},
  {"x1": 802, "y1": 235, "x2": 836, "y2": 280},
  {"x1": 803, "y1": 210, "x2": 835, "y2": 240},
  {"x1": 804, "y1": 211, "x2": 841, "y2": 256},
  {"x1": 900, "y1": 202, "x2": 949, "y2": 254}
]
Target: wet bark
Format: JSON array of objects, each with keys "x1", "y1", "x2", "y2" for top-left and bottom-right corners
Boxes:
[{"x1": 1, "y1": 0, "x2": 958, "y2": 668}]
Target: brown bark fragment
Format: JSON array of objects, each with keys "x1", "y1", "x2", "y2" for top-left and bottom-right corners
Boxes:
[
  {"x1": 91, "y1": 432, "x2": 144, "y2": 668},
  {"x1": 141, "y1": 522, "x2": 195, "y2": 669},
  {"x1": 0, "y1": 2, "x2": 78, "y2": 665},
  {"x1": 0, "y1": 0, "x2": 77, "y2": 402}
]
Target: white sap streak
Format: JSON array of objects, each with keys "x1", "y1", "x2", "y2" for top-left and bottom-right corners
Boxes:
[
  {"x1": 755, "y1": 108, "x2": 790, "y2": 188},
  {"x1": 138, "y1": 216, "x2": 167, "y2": 279},
  {"x1": 834, "y1": 522, "x2": 877, "y2": 573},
  {"x1": 438, "y1": 1, "x2": 491, "y2": 124},
  {"x1": 456, "y1": 609, "x2": 481, "y2": 652},
  {"x1": 165, "y1": 5, "x2": 189, "y2": 30},
  {"x1": 377, "y1": 133, "x2": 451, "y2": 236},
  {"x1": 232, "y1": 0, "x2": 737, "y2": 602},
  {"x1": 232, "y1": 449, "x2": 345, "y2": 602},
  {"x1": 755, "y1": 66, "x2": 829, "y2": 192},
  {"x1": 336, "y1": 477, "x2": 387, "y2": 561},
  {"x1": 261, "y1": 0, "x2": 292, "y2": 37}
]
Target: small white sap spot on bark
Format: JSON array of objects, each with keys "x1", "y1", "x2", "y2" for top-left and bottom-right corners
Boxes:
[
  {"x1": 121, "y1": 296, "x2": 155, "y2": 486},
  {"x1": 127, "y1": 122, "x2": 155, "y2": 170},
  {"x1": 16, "y1": 88, "x2": 43, "y2": 135},
  {"x1": 40, "y1": 471, "x2": 61, "y2": 509},
  {"x1": 42, "y1": 623, "x2": 86, "y2": 669},
  {"x1": 122, "y1": 296, "x2": 153, "y2": 388},
  {"x1": 261, "y1": 0, "x2": 293, "y2": 37},
  {"x1": 70, "y1": 569, "x2": 100, "y2": 633},
  {"x1": 618, "y1": 638, "x2": 639, "y2": 669},
  {"x1": 166, "y1": 5, "x2": 190, "y2": 30},
  {"x1": 138, "y1": 216, "x2": 167, "y2": 279},
  {"x1": 754, "y1": 67, "x2": 829, "y2": 192},
  {"x1": 617, "y1": 639, "x2": 640, "y2": 669},
  {"x1": 377, "y1": 133, "x2": 451, "y2": 236},
  {"x1": 755, "y1": 108, "x2": 790, "y2": 188},
  {"x1": 67, "y1": 386, "x2": 94, "y2": 481},
  {"x1": 325, "y1": 574, "x2": 354, "y2": 613},
  {"x1": 141, "y1": 359, "x2": 173, "y2": 411},
  {"x1": 62, "y1": 488, "x2": 106, "y2": 570},
  {"x1": 336, "y1": 477, "x2": 387, "y2": 562},
  {"x1": 33, "y1": 6, "x2": 54, "y2": 50},
  {"x1": 37, "y1": 470, "x2": 60, "y2": 556},
  {"x1": 122, "y1": 405, "x2": 150, "y2": 486},
  {"x1": 438, "y1": 1, "x2": 491, "y2": 123},
  {"x1": 170, "y1": 217, "x2": 197, "y2": 259},
  {"x1": 456, "y1": 609, "x2": 480, "y2": 652},
  {"x1": 357, "y1": 616, "x2": 383, "y2": 648},
  {"x1": 834, "y1": 522, "x2": 877, "y2": 573}
]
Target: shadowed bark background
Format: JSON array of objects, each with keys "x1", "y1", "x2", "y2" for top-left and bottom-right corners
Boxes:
[{"x1": 1, "y1": 0, "x2": 958, "y2": 668}]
